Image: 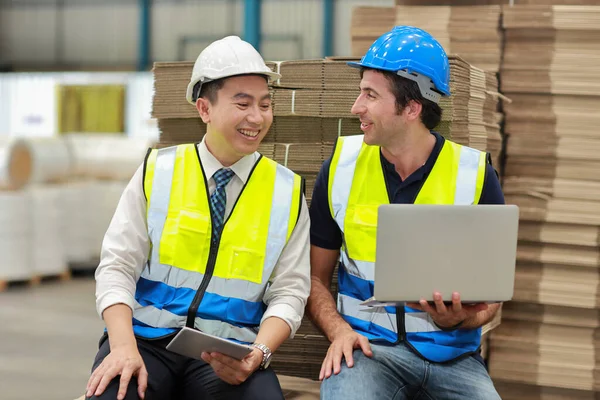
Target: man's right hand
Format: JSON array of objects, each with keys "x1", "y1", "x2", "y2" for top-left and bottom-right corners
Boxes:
[
  {"x1": 319, "y1": 328, "x2": 373, "y2": 380},
  {"x1": 85, "y1": 345, "x2": 148, "y2": 400}
]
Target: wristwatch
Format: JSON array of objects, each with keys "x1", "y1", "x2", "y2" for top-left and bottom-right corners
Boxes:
[{"x1": 252, "y1": 343, "x2": 272, "y2": 370}]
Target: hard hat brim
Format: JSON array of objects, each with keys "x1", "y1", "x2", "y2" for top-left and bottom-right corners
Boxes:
[
  {"x1": 347, "y1": 60, "x2": 451, "y2": 98},
  {"x1": 185, "y1": 70, "x2": 282, "y2": 106}
]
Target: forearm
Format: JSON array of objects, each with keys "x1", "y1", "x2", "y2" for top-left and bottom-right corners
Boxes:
[
  {"x1": 103, "y1": 303, "x2": 137, "y2": 349},
  {"x1": 461, "y1": 303, "x2": 501, "y2": 330},
  {"x1": 306, "y1": 277, "x2": 352, "y2": 342},
  {"x1": 255, "y1": 317, "x2": 292, "y2": 353},
  {"x1": 261, "y1": 197, "x2": 311, "y2": 337}
]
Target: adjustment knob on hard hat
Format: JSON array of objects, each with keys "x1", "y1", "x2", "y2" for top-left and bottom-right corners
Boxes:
[
  {"x1": 348, "y1": 26, "x2": 451, "y2": 103},
  {"x1": 186, "y1": 36, "x2": 281, "y2": 105}
]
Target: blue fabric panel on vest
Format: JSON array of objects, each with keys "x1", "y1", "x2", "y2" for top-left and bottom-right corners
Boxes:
[
  {"x1": 135, "y1": 277, "x2": 265, "y2": 325},
  {"x1": 338, "y1": 264, "x2": 373, "y2": 300},
  {"x1": 342, "y1": 314, "x2": 397, "y2": 343},
  {"x1": 407, "y1": 329, "x2": 481, "y2": 363},
  {"x1": 338, "y1": 264, "x2": 396, "y2": 314},
  {"x1": 132, "y1": 318, "x2": 177, "y2": 338},
  {"x1": 197, "y1": 293, "x2": 266, "y2": 326},
  {"x1": 407, "y1": 327, "x2": 481, "y2": 347}
]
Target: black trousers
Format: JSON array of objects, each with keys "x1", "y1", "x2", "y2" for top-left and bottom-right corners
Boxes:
[{"x1": 86, "y1": 334, "x2": 285, "y2": 400}]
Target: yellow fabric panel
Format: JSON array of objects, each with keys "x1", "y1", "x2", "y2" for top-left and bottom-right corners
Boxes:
[
  {"x1": 161, "y1": 145, "x2": 211, "y2": 273},
  {"x1": 344, "y1": 143, "x2": 388, "y2": 263},
  {"x1": 337, "y1": 139, "x2": 489, "y2": 265},
  {"x1": 144, "y1": 146, "x2": 301, "y2": 282},
  {"x1": 414, "y1": 141, "x2": 459, "y2": 205},
  {"x1": 415, "y1": 141, "x2": 487, "y2": 205},
  {"x1": 327, "y1": 137, "x2": 344, "y2": 218},
  {"x1": 474, "y1": 152, "x2": 487, "y2": 204},
  {"x1": 213, "y1": 157, "x2": 277, "y2": 284},
  {"x1": 287, "y1": 174, "x2": 303, "y2": 241}
]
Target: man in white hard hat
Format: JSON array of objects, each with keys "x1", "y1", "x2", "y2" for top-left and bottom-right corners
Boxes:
[{"x1": 84, "y1": 36, "x2": 311, "y2": 400}]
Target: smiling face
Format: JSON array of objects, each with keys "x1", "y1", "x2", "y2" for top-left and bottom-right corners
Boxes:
[
  {"x1": 196, "y1": 74, "x2": 273, "y2": 166},
  {"x1": 351, "y1": 69, "x2": 426, "y2": 148},
  {"x1": 351, "y1": 69, "x2": 405, "y2": 147}
]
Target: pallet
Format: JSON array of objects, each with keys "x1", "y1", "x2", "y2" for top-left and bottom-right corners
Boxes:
[
  {"x1": 0, "y1": 270, "x2": 71, "y2": 292},
  {"x1": 69, "y1": 259, "x2": 99, "y2": 274},
  {"x1": 30, "y1": 270, "x2": 71, "y2": 286}
]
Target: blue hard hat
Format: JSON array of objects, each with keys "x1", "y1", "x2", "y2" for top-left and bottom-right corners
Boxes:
[{"x1": 349, "y1": 26, "x2": 451, "y2": 103}]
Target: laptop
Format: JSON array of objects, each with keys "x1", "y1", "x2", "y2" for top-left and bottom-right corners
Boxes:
[{"x1": 371, "y1": 204, "x2": 519, "y2": 304}]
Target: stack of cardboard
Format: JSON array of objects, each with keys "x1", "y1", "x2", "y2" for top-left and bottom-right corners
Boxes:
[
  {"x1": 492, "y1": 302, "x2": 600, "y2": 397},
  {"x1": 487, "y1": 5, "x2": 600, "y2": 398},
  {"x1": 349, "y1": 7, "x2": 397, "y2": 58},
  {"x1": 351, "y1": 5, "x2": 502, "y2": 72}
]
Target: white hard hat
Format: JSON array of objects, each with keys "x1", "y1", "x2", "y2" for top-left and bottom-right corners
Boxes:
[{"x1": 185, "y1": 36, "x2": 281, "y2": 105}]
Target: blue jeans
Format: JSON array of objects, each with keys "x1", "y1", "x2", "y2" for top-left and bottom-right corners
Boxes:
[{"x1": 320, "y1": 342, "x2": 500, "y2": 400}]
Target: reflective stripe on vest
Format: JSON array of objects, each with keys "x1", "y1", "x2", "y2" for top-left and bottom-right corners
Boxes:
[
  {"x1": 329, "y1": 134, "x2": 487, "y2": 362},
  {"x1": 134, "y1": 144, "x2": 302, "y2": 342}
]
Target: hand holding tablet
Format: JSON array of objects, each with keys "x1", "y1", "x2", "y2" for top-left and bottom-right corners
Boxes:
[{"x1": 166, "y1": 327, "x2": 254, "y2": 361}]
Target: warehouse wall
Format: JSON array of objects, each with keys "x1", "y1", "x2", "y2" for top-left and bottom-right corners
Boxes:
[{"x1": 0, "y1": 0, "x2": 393, "y2": 68}]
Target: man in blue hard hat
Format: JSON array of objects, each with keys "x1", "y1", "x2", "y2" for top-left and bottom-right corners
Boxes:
[{"x1": 306, "y1": 26, "x2": 505, "y2": 399}]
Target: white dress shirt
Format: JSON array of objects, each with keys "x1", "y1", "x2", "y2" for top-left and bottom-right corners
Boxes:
[{"x1": 95, "y1": 138, "x2": 311, "y2": 337}]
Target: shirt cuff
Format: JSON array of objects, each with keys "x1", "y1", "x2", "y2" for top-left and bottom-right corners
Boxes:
[
  {"x1": 96, "y1": 291, "x2": 136, "y2": 319},
  {"x1": 261, "y1": 302, "x2": 303, "y2": 339}
]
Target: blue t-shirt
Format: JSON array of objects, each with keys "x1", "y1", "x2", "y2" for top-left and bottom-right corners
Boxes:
[{"x1": 310, "y1": 131, "x2": 506, "y2": 250}]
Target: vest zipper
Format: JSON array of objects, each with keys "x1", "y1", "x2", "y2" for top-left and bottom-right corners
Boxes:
[
  {"x1": 184, "y1": 150, "x2": 263, "y2": 328},
  {"x1": 185, "y1": 237, "x2": 220, "y2": 328},
  {"x1": 397, "y1": 305, "x2": 406, "y2": 342}
]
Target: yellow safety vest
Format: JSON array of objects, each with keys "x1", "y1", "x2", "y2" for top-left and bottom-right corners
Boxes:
[
  {"x1": 132, "y1": 143, "x2": 303, "y2": 342},
  {"x1": 328, "y1": 134, "x2": 487, "y2": 362}
]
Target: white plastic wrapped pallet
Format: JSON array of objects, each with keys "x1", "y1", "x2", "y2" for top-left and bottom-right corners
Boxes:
[
  {"x1": 0, "y1": 192, "x2": 32, "y2": 281},
  {"x1": 59, "y1": 179, "x2": 127, "y2": 269},
  {"x1": 59, "y1": 181, "x2": 99, "y2": 265},
  {"x1": 26, "y1": 137, "x2": 72, "y2": 184},
  {"x1": 65, "y1": 134, "x2": 153, "y2": 180},
  {"x1": 29, "y1": 184, "x2": 68, "y2": 276},
  {"x1": 90, "y1": 180, "x2": 128, "y2": 259}
]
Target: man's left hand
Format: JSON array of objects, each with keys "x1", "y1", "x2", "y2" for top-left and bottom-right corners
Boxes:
[
  {"x1": 201, "y1": 348, "x2": 263, "y2": 385},
  {"x1": 407, "y1": 292, "x2": 488, "y2": 329}
]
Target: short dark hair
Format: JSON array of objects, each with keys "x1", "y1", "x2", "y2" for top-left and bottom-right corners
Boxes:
[
  {"x1": 192, "y1": 74, "x2": 269, "y2": 105},
  {"x1": 193, "y1": 79, "x2": 225, "y2": 105},
  {"x1": 360, "y1": 68, "x2": 442, "y2": 130}
]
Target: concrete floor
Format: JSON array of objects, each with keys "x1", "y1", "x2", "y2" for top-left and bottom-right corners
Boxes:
[{"x1": 0, "y1": 276, "x2": 319, "y2": 400}]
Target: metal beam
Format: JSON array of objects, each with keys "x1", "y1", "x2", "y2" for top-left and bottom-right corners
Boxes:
[
  {"x1": 243, "y1": 0, "x2": 261, "y2": 51},
  {"x1": 138, "y1": 0, "x2": 151, "y2": 71},
  {"x1": 322, "y1": 0, "x2": 334, "y2": 57}
]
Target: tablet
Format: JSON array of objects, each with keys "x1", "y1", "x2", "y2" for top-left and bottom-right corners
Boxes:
[{"x1": 166, "y1": 327, "x2": 254, "y2": 361}]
